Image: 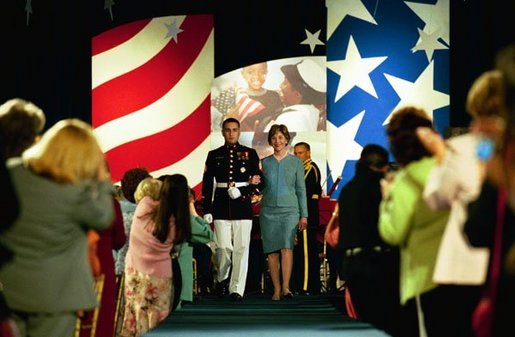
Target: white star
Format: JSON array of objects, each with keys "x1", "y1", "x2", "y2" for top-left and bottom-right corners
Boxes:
[
  {"x1": 326, "y1": 0, "x2": 377, "y2": 39},
  {"x1": 327, "y1": 36, "x2": 387, "y2": 102},
  {"x1": 411, "y1": 27, "x2": 448, "y2": 61},
  {"x1": 405, "y1": 0, "x2": 449, "y2": 46},
  {"x1": 164, "y1": 19, "x2": 184, "y2": 43},
  {"x1": 383, "y1": 61, "x2": 449, "y2": 125},
  {"x1": 327, "y1": 111, "x2": 364, "y2": 181},
  {"x1": 301, "y1": 29, "x2": 325, "y2": 54}
]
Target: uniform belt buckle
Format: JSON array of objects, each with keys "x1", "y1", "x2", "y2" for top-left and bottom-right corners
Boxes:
[{"x1": 228, "y1": 181, "x2": 235, "y2": 188}]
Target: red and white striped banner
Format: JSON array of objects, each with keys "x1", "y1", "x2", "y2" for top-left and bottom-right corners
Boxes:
[{"x1": 91, "y1": 14, "x2": 214, "y2": 193}]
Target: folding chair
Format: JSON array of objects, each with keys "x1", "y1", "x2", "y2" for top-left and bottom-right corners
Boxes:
[
  {"x1": 74, "y1": 274, "x2": 105, "y2": 337},
  {"x1": 113, "y1": 273, "x2": 125, "y2": 335}
]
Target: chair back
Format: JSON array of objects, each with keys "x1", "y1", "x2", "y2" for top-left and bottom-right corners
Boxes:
[{"x1": 74, "y1": 274, "x2": 105, "y2": 337}]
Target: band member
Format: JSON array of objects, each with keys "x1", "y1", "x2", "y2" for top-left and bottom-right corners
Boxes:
[{"x1": 292, "y1": 142, "x2": 322, "y2": 295}]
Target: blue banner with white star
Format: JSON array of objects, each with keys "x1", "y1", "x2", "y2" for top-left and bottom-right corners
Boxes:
[{"x1": 326, "y1": 0, "x2": 450, "y2": 198}]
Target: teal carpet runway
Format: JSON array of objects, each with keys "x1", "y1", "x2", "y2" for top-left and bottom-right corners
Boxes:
[{"x1": 144, "y1": 293, "x2": 391, "y2": 337}]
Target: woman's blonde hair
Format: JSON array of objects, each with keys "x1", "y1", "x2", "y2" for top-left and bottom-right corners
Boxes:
[
  {"x1": 134, "y1": 177, "x2": 162, "y2": 203},
  {"x1": 24, "y1": 119, "x2": 103, "y2": 184},
  {"x1": 466, "y1": 70, "x2": 508, "y2": 119}
]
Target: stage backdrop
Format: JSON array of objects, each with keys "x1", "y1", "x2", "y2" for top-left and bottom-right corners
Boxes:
[
  {"x1": 90, "y1": 0, "x2": 449, "y2": 198},
  {"x1": 92, "y1": 0, "x2": 328, "y2": 194},
  {"x1": 92, "y1": 14, "x2": 213, "y2": 193},
  {"x1": 326, "y1": 0, "x2": 449, "y2": 197},
  {"x1": 2, "y1": 1, "x2": 513, "y2": 197}
]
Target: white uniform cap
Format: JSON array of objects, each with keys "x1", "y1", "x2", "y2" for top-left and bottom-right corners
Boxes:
[{"x1": 297, "y1": 59, "x2": 326, "y2": 93}]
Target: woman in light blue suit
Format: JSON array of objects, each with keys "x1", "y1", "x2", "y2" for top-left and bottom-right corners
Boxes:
[
  {"x1": 260, "y1": 124, "x2": 308, "y2": 301},
  {"x1": 0, "y1": 119, "x2": 114, "y2": 337}
]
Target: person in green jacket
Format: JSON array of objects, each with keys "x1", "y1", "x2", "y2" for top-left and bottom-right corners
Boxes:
[
  {"x1": 379, "y1": 106, "x2": 453, "y2": 337},
  {"x1": 174, "y1": 188, "x2": 214, "y2": 309}
]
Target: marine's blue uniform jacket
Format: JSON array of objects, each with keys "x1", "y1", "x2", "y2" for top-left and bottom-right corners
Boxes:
[{"x1": 201, "y1": 143, "x2": 261, "y2": 220}]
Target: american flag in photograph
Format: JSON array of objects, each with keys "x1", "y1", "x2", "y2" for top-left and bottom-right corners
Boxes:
[
  {"x1": 235, "y1": 88, "x2": 266, "y2": 122},
  {"x1": 91, "y1": 14, "x2": 214, "y2": 192},
  {"x1": 212, "y1": 87, "x2": 236, "y2": 115},
  {"x1": 326, "y1": 0, "x2": 449, "y2": 198},
  {"x1": 211, "y1": 87, "x2": 266, "y2": 122}
]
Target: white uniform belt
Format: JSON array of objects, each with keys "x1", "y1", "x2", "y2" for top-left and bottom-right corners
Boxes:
[{"x1": 215, "y1": 182, "x2": 249, "y2": 188}]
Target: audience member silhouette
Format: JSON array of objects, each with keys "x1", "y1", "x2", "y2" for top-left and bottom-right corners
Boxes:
[
  {"x1": 0, "y1": 135, "x2": 20, "y2": 336},
  {"x1": 0, "y1": 98, "x2": 45, "y2": 160},
  {"x1": 174, "y1": 187, "x2": 213, "y2": 308},
  {"x1": 464, "y1": 43, "x2": 515, "y2": 337},
  {"x1": 379, "y1": 106, "x2": 474, "y2": 337},
  {"x1": 114, "y1": 167, "x2": 152, "y2": 275},
  {"x1": 416, "y1": 69, "x2": 510, "y2": 337},
  {"x1": 338, "y1": 144, "x2": 401, "y2": 336},
  {"x1": 0, "y1": 119, "x2": 114, "y2": 337},
  {"x1": 120, "y1": 174, "x2": 191, "y2": 337}
]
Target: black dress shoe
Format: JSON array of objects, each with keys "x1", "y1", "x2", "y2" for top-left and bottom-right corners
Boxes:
[
  {"x1": 230, "y1": 293, "x2": 243, "y2": 301},
  {"x1": 215, "y1": 279, "x2": 229, "y2": 298},
  {"x1": 282, "y1": 291, "x2": 294, "y2": 299}
]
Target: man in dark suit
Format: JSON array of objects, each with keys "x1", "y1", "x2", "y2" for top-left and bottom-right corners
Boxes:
[
  {"x1": 292, "y1": 142, "x2": 322, "y2": 295},
  {"x1": 201, "y1": 117, "x2": 262, "y2": 301},
  {"x1": 338, "y1": 144, "x2": 401, "y2": 337}
]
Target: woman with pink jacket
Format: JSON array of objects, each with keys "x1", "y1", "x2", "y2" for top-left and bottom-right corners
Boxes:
[{"x1": 120, "y1": 174, "x2": 191, "y2": 337}]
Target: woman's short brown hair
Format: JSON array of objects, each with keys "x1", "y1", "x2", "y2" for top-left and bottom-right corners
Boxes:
[
  {"x1": 121, "y1": 167, "x2": 151, "y2": 203},
  {"x1": 386, "y1": 106, "x2": 433, "y2": 167},
  {"x1": 0, "y1": 98, "x2": 46, "y2": 158},
  {"x1": 267, "y1": 124, "x2": 291, "y2": 145}
]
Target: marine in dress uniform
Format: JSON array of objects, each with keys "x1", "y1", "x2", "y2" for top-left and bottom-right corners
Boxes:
[{"x1": 201, "y1": 118, "x2": 261, "y2": 300}]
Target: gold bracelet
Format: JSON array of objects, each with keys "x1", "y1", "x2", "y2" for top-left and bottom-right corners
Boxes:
[{"x1": 332, "y1": 212, "x2": 337, "y2": 216}]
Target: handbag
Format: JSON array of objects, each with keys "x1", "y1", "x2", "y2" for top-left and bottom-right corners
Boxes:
[
  {"x1": 324, "y1": 204, "x2": 339, "y2": 249},
  {"x1": 87, "y1": 230, "x2": 101, "y2": 277},
  {"x1": 471, "y1": 188, "x2": 506, "y2": 337}
]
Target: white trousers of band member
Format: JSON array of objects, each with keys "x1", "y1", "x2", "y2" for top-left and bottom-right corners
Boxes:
[{"x1": 213, "y1": 219, "x2": 252, "y2": 296}]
